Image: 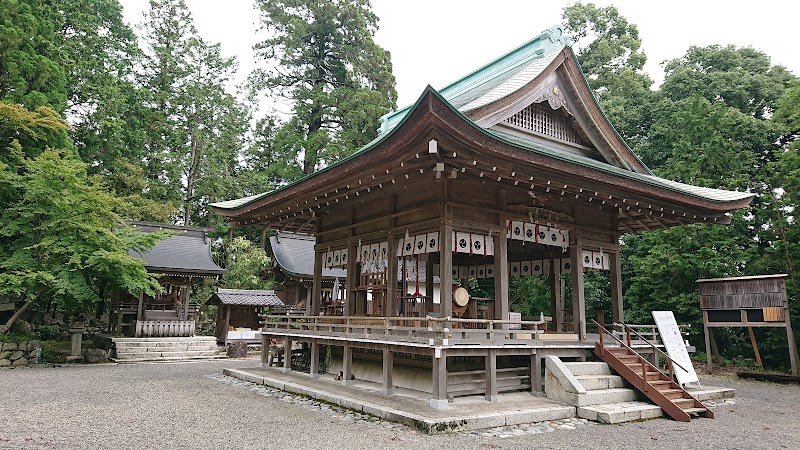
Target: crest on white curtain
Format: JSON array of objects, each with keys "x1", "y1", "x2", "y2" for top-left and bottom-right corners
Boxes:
[{"x1": 426, "y1": 232, "x2": 440, "y2": 253}]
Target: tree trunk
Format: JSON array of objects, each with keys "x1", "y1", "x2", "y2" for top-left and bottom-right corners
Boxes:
[{"x1": 0, "y1": 299, "x2": 33, "y2": 334}]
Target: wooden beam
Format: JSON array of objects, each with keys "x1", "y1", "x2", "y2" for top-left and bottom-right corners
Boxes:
[
  {"x1": 747, "y1": 327, "x2": 763, "y2": 370},
  {"x1": 494, "y1": 228, "x2": 510, "y2": 327}
]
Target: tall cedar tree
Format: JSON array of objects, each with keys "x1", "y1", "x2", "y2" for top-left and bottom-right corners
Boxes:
[
  {"x1": 250, "y1": 0, "x2": 397, "y2": 179},
  {"x1": 137, "y1": 0, "x2": 247, "y2": 225}
]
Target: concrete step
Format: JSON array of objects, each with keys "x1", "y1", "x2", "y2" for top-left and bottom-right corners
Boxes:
[
  {"x1": 111, "y1": 354, "x2": 228, "y2": 363},
  {"x1": 111, "y1": 337, "x2": 216, "y2": 345},
  {"x1": 115, "y1": 349, "x2": 221, "y2": 360},
  {"x1": 575, "y1": 374, "x2": 627, "y2": 390},
  {"x1": 561, "y1": 362, "x2": 612, "y2": 376},
  {"x1": 115, "y1": 346, "x2": 219, "y2": 354},
  {"x1": 578, "y1": 401, "x2": 663, "y2": 424},
  {"x1": 575, "y1": 387, "x2": 638, "y2": 407}
]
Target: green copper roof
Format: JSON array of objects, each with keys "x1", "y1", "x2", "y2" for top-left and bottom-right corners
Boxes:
[
  {"x1": 378, "y1": 25, "x2": 570, "y2": 134},
  {"x1": 486, "y1": 129, "x2": 753, "y2": 203}
]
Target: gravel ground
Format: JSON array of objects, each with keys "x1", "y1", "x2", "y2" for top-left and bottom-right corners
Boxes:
[{"x1": 1, "y1": 360, "x2": 798, "y2": 449}]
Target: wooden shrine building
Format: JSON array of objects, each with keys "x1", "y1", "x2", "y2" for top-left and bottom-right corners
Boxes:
[
  {"x1": 268, "y1": 232, "x2": 346, "y2": 312},
  {"x1": 211, "y1": 26, "x2": 753, "y2": 408},
  {"x1": 109, "y1": 222, "x2": 225, "y2": 337},
  {"x1": 208, "y1": 289, "x2": 284, "y2": 345}
]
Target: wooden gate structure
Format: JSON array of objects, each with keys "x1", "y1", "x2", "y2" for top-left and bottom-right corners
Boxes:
[
  {"x1": 109, "y1": 222, "x2": 225, "y2": 337},
  {"x1": 211, "y1": 25, "x2": 754, "y2": 408},
  {"x1": 698, "y1": 274, "x2": 799, "y2": 375}
]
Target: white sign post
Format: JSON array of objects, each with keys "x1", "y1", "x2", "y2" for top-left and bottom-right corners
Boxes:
[{"x1": 652, "y1": 311, "x2": 700, "y2": 387}]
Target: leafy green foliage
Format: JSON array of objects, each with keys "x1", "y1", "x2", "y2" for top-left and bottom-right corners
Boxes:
[
  {"x1": 216, "y1": 237, "x2": 272, "y2": 290},
  {"x1": 0, "y1": 145, "x2": 163, "y2": 318},
  {"x1": 250, "y1": 0, "x2": 397, "y2": 178}
]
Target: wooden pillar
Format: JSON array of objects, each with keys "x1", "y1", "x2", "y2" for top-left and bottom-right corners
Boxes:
[
  {"x1": 440, "y1": 223, "x2": 453, "y2": 318},
  {"x1": 610, "y1": 251, "x2": 624, "y2": 324},
  {"x1": 570, "y1": 231, "x2": 586, "y2": 340},
  {"x1": 704, "y1": 315, "x2": 713, "y2": 373},
  {"x1": 260, "y1": 334, "x2": 270, "y2": 368},
  {"x1": 341, "y1": 342, "x2": 353, "y2": 386},
  {"x1": 387, "y1": 233, "x2": 397, "y2": 317},
  {"x1": 430, "y1": 348, "x2": 448, "y2": 409},
  {"x1": 311, "y1": 248, "x2": 323, "y2": 316},
  {"x1": 785, "y1": 305, "x2": 800, "y2": 375},
  {"x1": 382, "y1": 344, "x2": 393, "y2": 395},
  {"x1": 494, "y1": 230, "x2": 509, "y2": 327},
  {"x1": 550, "y1": 258, "x2": 564, "y2": 332},
  {"x1": 531, "y1": 349, "x2": 546, "y2": 396},
  {"x1": 136, "y1": 290, "x2": 144, "y2": 322},
  {"x1": 182, "y1": 286, "x2": 190, "y2": 320},
  {"x1": 425, "y1": 254, "x2": 434, "y2": 316},
  {"x1": 309, "y1": 340, "x2": 320, "y2": 378},
  {"x1": 282, "y1": 335, "x2": 292, "y2": 373},
  {"x1": 224, "y1": 305, "x2": 231, "y2": 342},
  {"x1": 345, "y1": 240, "x2": 358, "y2": 316},
  {"x1": 485, "y1": 349, "x2": 498, "y2": 402}
]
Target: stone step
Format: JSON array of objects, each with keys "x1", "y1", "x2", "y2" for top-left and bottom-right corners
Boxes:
[
  {"x1": 111, "y1": 354, "x2": 228, "y2": 363},
  {"x1": 115, "y1": 347, "x2": 219, "y2": 355},
  {"x1": 574, "y1": 374, "x2": 628, "y2": 390},
  {"x1": 111, "y1": 337, "x2": 217, "y2": 344},
  {"x1": 574, "y1": 388, "x2": 638, "y2": 407},
  {"x1": 115, "y1": 349, "x2": 221, "y2": 360},
  {"x1": 578, "y1": 401, "x2": 663, "y2": 424},
  {"x1": 561, "y1": 362, "x2": 612, "y2": 376}
]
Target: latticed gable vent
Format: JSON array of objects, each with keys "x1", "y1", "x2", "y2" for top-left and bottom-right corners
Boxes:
[{"x1": 503, "y1": 102, "x2": 589, "y2": 147}]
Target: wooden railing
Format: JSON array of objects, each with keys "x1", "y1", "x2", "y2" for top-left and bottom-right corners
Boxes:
[
  {"x1": 261, "y1": 315, "x2": 548, "y2": 346},
  {"x1": 610, "y1": 323, "x2": 691, "y2": 347},
  {"x1": 135, "y1": 320, "x2": 196, "y2": 337},
  {"x1": 594, "y1": 320, "x2": 689, "y2": 382}
]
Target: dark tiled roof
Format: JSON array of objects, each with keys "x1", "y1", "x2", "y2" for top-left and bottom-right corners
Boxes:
[
  {"x1": 269, "y1": 232, "x2": 346, "y2": 279},
  {"x1": 210, "y1": 289, "x2": 284, "y2": 306},
  {"x1": 128, "y1": 222, "x2": 225, "y2": 276}
]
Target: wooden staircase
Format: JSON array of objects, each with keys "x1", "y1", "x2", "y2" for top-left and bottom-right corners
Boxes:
[{"x1": 593, "y1": 328, "x2": 713, "y2": 422}]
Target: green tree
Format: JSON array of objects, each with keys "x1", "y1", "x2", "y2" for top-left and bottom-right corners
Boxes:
[
  {"x1": 250, "y1": 0, "x2": 397, "y2": 177},
  {"x1": 661, "y1": 45, "x2": 795, "y2": 119},
  {"x1": 216, "y1": 237, "x2": 272, "y2": 290},
  {"x1": 137, "y1": 0, "x2": 247, "y2": 225},
  {"x1": 562, "y1": 2, "x2": 654, "y2": 146},
  {"x1": 0, "y1": 0, "x2": 67, "y2": 110},
  {"x1": 0, "y1": 146, "x2": 163, "y2": 333}
]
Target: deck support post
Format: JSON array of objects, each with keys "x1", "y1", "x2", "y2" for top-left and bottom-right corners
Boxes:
[
  {"x1": 485, "y1": 349, "x2": 498, "y2": 402},
  {"x1": 282, "y1": 336, "x2": 292, "y2": 373},
  {"x1": 260, "y1": 334, "x2": 270, "y2": 368},
  {"x1": 531, "y1": 350, "x2": 546, "y2": 396},
  {"x1": 430, "y1": 348, "x2": 448, "y2": 409},
  {"x1": 341, "y1": 342, "x2": 353, "y2": 386},
  {"x1": 382, "y1": 344, "x2": 393, "y2": 395},
  {"x1": 309, "y1": 340, "x2": 320, "y2": 378}
]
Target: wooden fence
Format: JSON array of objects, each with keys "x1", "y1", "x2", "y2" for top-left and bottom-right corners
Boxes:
[
  {"x1": 135, "y1": 320, "x2": 196, "y2": 337},
  {"x1": 261, "y1": 315, "x2": 547, "y2": 346}
]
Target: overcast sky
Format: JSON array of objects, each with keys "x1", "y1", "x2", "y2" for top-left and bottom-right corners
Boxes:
[{"x1": 121, "y1": 0, "x2": 800, "y2": 109}]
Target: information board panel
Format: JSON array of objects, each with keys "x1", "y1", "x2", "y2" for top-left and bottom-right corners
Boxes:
[{"x1": 652, "y1": 311, "x2": 699, "y2": 387}]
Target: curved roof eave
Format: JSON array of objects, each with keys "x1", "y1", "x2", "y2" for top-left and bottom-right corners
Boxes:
[
  {"x1": 215, "y1": 86, "x2": 753, "y2": 218},
  {"x1": 209, "y1": 84, "x2": 436, "y2": 215}
]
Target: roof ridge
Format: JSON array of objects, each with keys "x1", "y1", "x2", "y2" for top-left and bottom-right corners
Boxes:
[{"x1": 378, "y1": 25, "x2": 569, "y2": 133}]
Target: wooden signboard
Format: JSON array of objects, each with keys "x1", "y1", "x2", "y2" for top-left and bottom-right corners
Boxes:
[{"x1": 653, "y1": 311, "x2": 699, "y2": 387}]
